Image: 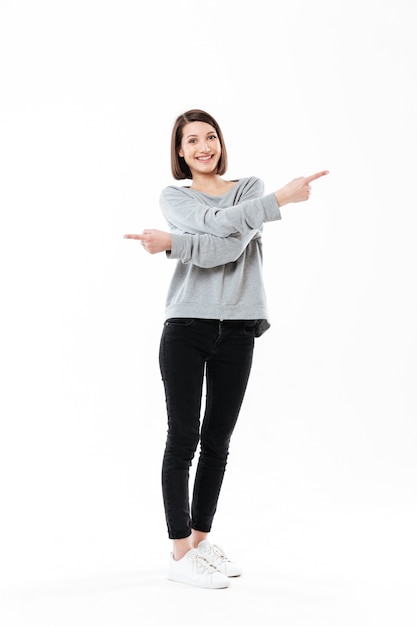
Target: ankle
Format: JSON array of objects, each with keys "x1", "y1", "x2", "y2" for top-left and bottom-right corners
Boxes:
[
  {"x1": 173, "y1": 538, "x2": 193, "y2": 561},
  {"x1": 191, "y1": 529, "x2": 209, "y2": 548}
]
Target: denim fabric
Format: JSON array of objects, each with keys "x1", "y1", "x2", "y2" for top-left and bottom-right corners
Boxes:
[{"x1": 159, "y1": 318, "x2": 257, "y2": 539}]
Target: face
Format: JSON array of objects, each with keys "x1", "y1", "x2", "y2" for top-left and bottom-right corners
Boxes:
[{"x1": 178, "y1": 121, "x2": 222, "y2": 177}]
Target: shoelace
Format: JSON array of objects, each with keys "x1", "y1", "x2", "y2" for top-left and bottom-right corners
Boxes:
[
  {"x1": 193, "y1": 553, "x2": 219, "y2": 575},
  {"x1": 206, "y1": 544, "x2": 229, "y2": 564}
]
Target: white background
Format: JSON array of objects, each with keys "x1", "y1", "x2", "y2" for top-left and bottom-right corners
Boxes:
[{"x1": 1, "y1": 0, "x2": 416, "y2": 624}]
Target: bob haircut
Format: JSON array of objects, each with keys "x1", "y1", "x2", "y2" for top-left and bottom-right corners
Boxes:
[{"x1": 171, "y1": 109, "x2": 228, "y2": 180}]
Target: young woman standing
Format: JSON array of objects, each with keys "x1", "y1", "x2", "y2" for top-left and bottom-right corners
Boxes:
[{"x1": 124, "y1": 109, "x2": 328, "y2": 589}]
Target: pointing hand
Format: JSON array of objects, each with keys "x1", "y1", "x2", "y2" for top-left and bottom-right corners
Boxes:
[
  {"x1": 275, "y1": 170, "x2": 329, "y2": 207},
  {"x1": 123, "y1": 229, "x2": 172, "y2": 254}
]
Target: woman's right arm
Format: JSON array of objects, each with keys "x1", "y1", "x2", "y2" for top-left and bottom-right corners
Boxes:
[
  {"x1": 168, "y1": 230, "x2": 261, "y2": 268},
  {"x1": 124, "y1": 228, "x2": 261, "y2": 267}
]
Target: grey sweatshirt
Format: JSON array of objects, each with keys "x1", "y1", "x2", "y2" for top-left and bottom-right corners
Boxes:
[{"x1": 159, "y1": 176, "x2": 281, "y2": 324}]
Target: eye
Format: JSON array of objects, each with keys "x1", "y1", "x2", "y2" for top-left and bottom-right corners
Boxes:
[
  {"x1": 208, "y1": 134, "x2": 217, "y2": 140},
  {"x1": 188, "y1": 138, "x2": 197, "y2": 144}
]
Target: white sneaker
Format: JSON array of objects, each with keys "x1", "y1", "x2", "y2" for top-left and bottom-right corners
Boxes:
[
  {"x1": 167, "y1": 548, "x2": 230, "y2": 589},
  {"x1": 197, "y1": 540, "x2": 242, "y2": 577}
]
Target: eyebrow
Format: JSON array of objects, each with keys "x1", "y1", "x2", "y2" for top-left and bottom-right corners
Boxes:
[{"x1": 185, "y1": 131, "x2": 217, "y2": 139}]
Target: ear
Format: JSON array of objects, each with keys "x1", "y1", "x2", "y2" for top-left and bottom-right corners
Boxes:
[{"x1": 178, "y1": 148, "x2": 184, "y2": 157}]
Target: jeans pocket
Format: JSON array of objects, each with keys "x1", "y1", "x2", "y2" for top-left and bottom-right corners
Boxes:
[
  {"x1": 243, "y1": 319, "x2": 271, "y2": 337},
  {"x1": 165, "y1": 318, "x2": 195, "y2": 327},
  {"x1": 242, "y1": 320, "x2": 258, "y2": 336}
]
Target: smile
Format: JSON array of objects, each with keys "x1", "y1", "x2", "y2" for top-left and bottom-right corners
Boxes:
[{"x1": 196, "y1": 155, "x2": 213, "y2": 162}]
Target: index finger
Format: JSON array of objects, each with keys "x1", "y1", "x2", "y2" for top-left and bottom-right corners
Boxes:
[
  {"x1": 123, "y1": 234, "x2": 146, "y2": 240},
  {"x1": 305, "y1": 170, "x2": 329, "y2": 184}
]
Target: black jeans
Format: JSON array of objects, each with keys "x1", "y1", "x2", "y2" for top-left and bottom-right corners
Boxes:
[{"x1": 159, "y1": 318, "x2": 257, "y2": 539}]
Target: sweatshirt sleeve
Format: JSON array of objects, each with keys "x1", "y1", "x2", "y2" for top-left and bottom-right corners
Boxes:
[
  {"x1": 168, "y1": 230, "x2": 261, "y2": 268},
  {"x1": 159, "y1": 183, "x2": 281, "y2": 237}
]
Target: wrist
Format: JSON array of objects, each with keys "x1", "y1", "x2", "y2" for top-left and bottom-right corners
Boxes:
[{"x1": 274, "y1": 190, "x2": 287, "y2": 207}]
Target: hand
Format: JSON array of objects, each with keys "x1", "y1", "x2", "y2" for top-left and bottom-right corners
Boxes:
[
  {"x1": 123, "y1": 229, "x2": 172, "y2": 254},
  {"x1": 275, "y1": 170, "x2": 329, "y2": 207}
]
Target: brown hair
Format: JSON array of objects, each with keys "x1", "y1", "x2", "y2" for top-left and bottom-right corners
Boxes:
[{"x1": 170, "y1": 109, "x2": 228, "y2": 180}]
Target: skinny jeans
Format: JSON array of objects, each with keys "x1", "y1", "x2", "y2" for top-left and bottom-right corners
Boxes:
[{"x1": 159, "y1": 318, "x2": 256, "y2": 540}]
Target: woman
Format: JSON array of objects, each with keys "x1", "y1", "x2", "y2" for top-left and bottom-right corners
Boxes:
[{"x1": 124, "y1": 109, "x2": 328, "y2": 589}]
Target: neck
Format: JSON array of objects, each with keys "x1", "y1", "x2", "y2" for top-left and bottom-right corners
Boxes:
[{"x1": 190, "y1": 174, "x2": 227, "y2": 194}]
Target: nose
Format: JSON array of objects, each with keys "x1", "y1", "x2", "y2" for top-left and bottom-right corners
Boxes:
[{"x1": 201, "y1": 141, "x2": 210, "y2": 152}]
